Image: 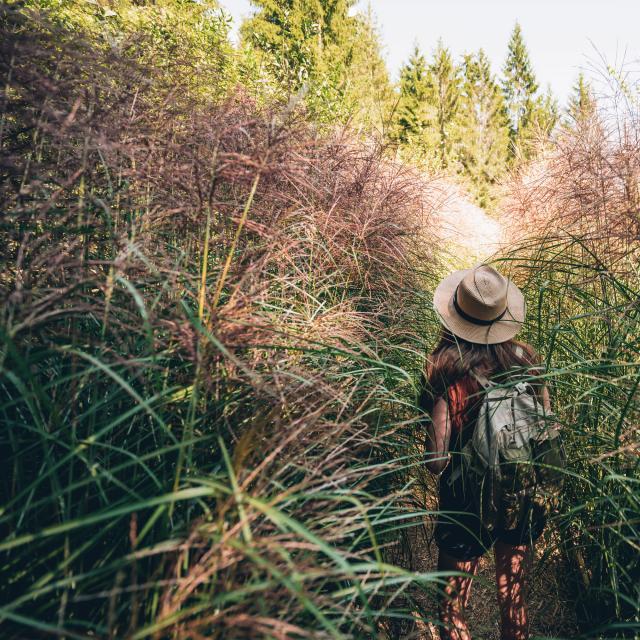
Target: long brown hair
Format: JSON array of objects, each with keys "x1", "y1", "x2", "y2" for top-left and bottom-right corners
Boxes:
[{"x1": 420, "y1": 328, "x2": 542, "y2": 433}]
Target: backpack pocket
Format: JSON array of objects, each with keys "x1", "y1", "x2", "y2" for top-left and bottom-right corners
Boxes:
[
  {"x1": 531, "y1": 429, "x2": 566, "y2": 504},
  {"x1": 497, "y1": 431, "x2": 536, "y2": 530}
]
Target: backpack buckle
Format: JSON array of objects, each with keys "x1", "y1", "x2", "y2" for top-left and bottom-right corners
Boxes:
[{"x1": 515, "y1": 381, "x2": 528, "y2": 395}]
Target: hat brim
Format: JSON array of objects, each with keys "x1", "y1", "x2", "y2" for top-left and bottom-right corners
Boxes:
[{"x1": 433, "y1": 269, "x2": 526, "y2": 345}]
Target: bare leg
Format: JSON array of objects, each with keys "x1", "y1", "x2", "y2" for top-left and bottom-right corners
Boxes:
[
  {"x1": 494, "y1": 541, "x2": 531, "y2": 640},
  {"x1": 438, "y1": 550, "x2": 479, "y2": 640}
]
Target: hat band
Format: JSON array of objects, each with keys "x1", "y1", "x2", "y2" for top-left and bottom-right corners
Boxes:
[{"x1": 453, "y1": 288, "x2": 508, "y2": 326}]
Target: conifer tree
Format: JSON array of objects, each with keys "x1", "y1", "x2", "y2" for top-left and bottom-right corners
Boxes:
[
  {"x1": 457, "y1": 49, "x2": 509, "y2": 206},
  {"x1": 567, "y1": 73, "x2": 596, "y2": 123},
  {"x1": 393, "y1": 45, "x2": 433, "y2": 147},
  {"x1": 241, "y1": 0, "x2": 356, "y2": 119},
  {"x1": 534, "y1": 84, "x2": 559, "y2": 134},
  {"x1": 342, "y1": 10, "x2": 394, "y2": 133},
  {"x1": 502, "y1": 23, "x2": 538, "y2": 148},
  {"x1": 242, "y1": 0, "x2": 392, "y2": 125},
  {"x1": 428, "y1": 40, "x2": 460, "y2": 168},
  {"x1": 242, "y1": 0, "x2": 319, "y2": 87}
]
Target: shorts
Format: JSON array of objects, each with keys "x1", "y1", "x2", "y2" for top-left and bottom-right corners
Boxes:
[{"x1": 434, "y1": 474, "x2": 546, "y2": 561}]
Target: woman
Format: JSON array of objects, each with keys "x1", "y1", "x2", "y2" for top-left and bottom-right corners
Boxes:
[{"x1": 420, "y1": 265, "x2": 552, "y2": 640}]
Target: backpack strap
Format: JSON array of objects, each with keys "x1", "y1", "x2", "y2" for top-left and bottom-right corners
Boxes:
[
  {"x1": 472, "y1": 345, "x2": 527, "y2": 392},
  {"x1": 470, "y1": 368, "x2": 493, "y2": 390},
  {"x1": 446, "y1": 464, "x2": 463, "y2": 487}
]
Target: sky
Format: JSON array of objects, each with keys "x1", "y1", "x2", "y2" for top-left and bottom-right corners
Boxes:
[{"x1": 219, "y1": 0, "x2": 640, "y2": 105}]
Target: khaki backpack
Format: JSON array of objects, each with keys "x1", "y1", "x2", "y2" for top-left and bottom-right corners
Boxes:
[{"x1": 453, "y1": 370, "x2": 565, "y2": 532}]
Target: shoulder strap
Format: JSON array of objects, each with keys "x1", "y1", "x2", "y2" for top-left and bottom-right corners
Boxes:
[
  {"x1": 472, "y1": 344, "x2": 526, "y2": 392},
  {"x1": 470, "y1": 368, "x2": 493, "y2": 390}
]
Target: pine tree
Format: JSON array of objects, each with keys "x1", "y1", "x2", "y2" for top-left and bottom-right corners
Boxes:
[
  {"x1": 241, "y1": 0, "x2": 356, "y2": 113},
  {"x1": 567, "y1": 73, "x2": 596, "y2": 123},
  {"x1": 428, "y1": 40, "x2": 460, "y2": 169},
  {"x1": 242, "y1": 0, "x2": 319, "y2": 88},
  {"x1": 457, "y1": 49, "x2": 510, "y2": 206},
  {"x1": 534, "y1": 84, "x2": 559, "y2": 134},
  {"x1": 502, "y1": 23, "x2": 538, "y2": 150},
  {"x1": 341, "y1": 9, "x2": 394, "y2": 133},
  {"x1": 242, "y1": 0, "x2": 393, "y2": 125},
  {"x1": 511, "y1": 84, "x2": 559, "y2": 156},
  {"x1": 392, "y1": 45, "x2": 433, "y2": 147}
]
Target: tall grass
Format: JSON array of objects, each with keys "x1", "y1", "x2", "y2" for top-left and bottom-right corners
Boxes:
[
  {"x1": 499, "y1": 91, "x2": 640, "y2": 637},
  {"x1": 0, "y1": 7, "x2": 445, "y2": 638}
]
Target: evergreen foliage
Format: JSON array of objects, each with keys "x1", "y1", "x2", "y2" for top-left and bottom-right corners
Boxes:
[
  {"x1": 340, "y1": 10, "x2": 394, "y2": 133},
  {"x1": 567, "y1": 72, "x2": 597, "y2": 123},
  {"x1": 502, "y1": 22, "x2": 539, "y2": 142},
  {"x1": 242, "y1": 0, "x2": 356, "y2": 87},
  {"x1": 241, "y1": 0, "x2": 355, "y2": 119},
  {"x1": 241, "y1": 0, "x2": 391, "y2": 125},
  {"x1": 392, "y1": 45, "x2": 434, "y2": 149},
  {"x1": 535, "y1": 84, "x2": 560, "y2": 135},
  {"x1": 428, "y1": 40, "x2": 461, "y2": 169},
  {"x1": 501, "y1": 23, "x2": 558, "y2": 158},
  {"x1": 392, "y1": 26, "x2": 558, "y2": 198},
  {"x1": 457, "y1": 50, "x2": 510, "y2": 206}
]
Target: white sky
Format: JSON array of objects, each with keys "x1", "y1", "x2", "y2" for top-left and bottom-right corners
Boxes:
[{"x1": 220, "y1": 0, "x2": 640, "y2": 105}]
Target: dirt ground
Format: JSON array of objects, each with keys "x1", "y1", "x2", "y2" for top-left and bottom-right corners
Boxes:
[{"x1": 430, "y1": 180, "x2": 506, "y2": 269}]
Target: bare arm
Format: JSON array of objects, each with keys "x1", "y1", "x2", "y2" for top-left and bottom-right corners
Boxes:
[
  {"x1": 542, "y1": 385, "x2": 552, "y2": 413},
  {"x1": 425, "y1": 396, "x2": 452, "y2": 475}
]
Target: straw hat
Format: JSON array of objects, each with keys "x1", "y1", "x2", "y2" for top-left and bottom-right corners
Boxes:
[{"x1": 433, "y1": 265, "x2": 526, "y2": 344}]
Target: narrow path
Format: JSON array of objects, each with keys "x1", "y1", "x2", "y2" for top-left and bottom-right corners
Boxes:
[{"x1": 430, "y1": 180, "x2": 505, "y2": 267}]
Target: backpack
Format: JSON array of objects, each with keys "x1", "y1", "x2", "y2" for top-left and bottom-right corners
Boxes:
[{"x1": 454, "y1": 370, "x2": 565, "y2": 532}]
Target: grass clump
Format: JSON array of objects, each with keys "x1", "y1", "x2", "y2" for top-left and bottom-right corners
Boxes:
[{"x1": 0, "y1": 6, "x2": 443, "y2": 638}]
